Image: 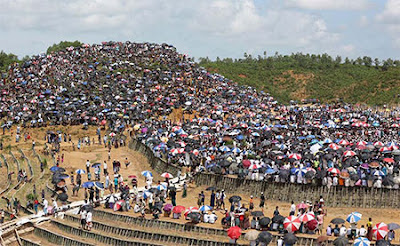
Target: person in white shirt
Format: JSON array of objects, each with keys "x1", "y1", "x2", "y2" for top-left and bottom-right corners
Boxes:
[
  {"x1": 80, "y1": 210, "x2": 87, "y2": 229},
  {"x1": 359, "y1": 225, "x2": 367, "y2": 237},
  {"x1": 277, "y1": 237, "x2": 284, "y2": 246},
  {"x1": 339, "y1": 225, "x2": 347, "y2": 237},
  {"x1": 203, "y1": 213, "x2": 209, "y2": 223},
  {"x1": 86, "y1": 211, "x2": 93, "y2": 231},
  {"x1": 43, "y1": 199, "x2": 48, "y2": 215},
  {"x1": 289, "y1": 201, "x2": 296, "y2": 216},
  {"x1": 209, "y1": 211, "x2": 217, "y2": 224},
  {"x1": 103, "y1": 161, "x2": 108, "y2": 175}
]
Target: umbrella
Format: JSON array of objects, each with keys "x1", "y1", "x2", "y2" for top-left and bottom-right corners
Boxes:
[
  {"x1": 288, "y1": 153, "x2": 301, "y2": 160},
  {"x1": 163, "y1": 204, "x2": 173, "y2": 212},
  {"x1": 297, "y1": 202, "x2": 309, "y2": 209},
  {"x1": 56, "y1": 180, "x2": 66, "y2": 188},
  {"x1": 328, "y1": 167, "x2": 340, "y2": 175},
  {"x1": 75, "y1": 169, "x2": 85, "y2": 174},
  {"x1": 187, "y1": 212, "x2": 201, "y2": 222},
  {"x1": 251, "y1": 211, "x2": 264, "y2": 217},
  {"x1": 299, "y1": 212, "x2": 315, "y2": 222},
  {"x1": 199, "y1": 205, "x2": 212, "y2": 212},
  {"x1": 354, "y1": 237, "x2": 370, "y2": 246},
  {"x1": 373, "y1": 222, "x2": 389, "y2": 240},
  {"x1": 242, "y1": 159, "x2": 251, "y2": 168},
  {"x1": 94, "y1": 182, "x2": 104, "y2": 190},
  {"x1": 206, "y1": 186, "x2": 216, "y2": 191},
  {"x1": 388, "y1": 223, "x2": 400, "y2": 230},
  {"x1": 58, "y1": 174, "x2": 69, "y2": 179},
  {"x1": 331, "y1": 218, "x2": 345, "y2": 225},
  {"x1": 347, "y1": 212, "x2": 362, "y2": 223},
  {"x1": 172, "y1": 205, "x2": 185, "y2": 214},
  {"x1": 257, "y1": 231, "x2": 272, "y2": 244},
  {"x1": 161, "y1": 172, "x2": 173, "y2": 179},
  {"x1": 81, "y1": 204, "x2": 93, "y2": 212},
  {"x1": 259, "y1": 217, "x2": 271, "y2": 227},
  {"x1": 376, "y1": 240, "x2": 391, "y2": 246},
  {"x1": 141, "y1": 170, "x2": 153, "y2": 178},
  {"x1": 333, "y1": 237, "x2": 349, "y2": 246},
  {"x1": 91, "y1": 163, "x2": 101, "y2": 168},
  {"x1": 156, "y1": 184, "x2": 167, "y2": 191},
  {"x1": 227, "y1": 226, "x2": 242, "y2": 240},
  {"x1": 283, "y1": 232, "x2": 297, "y2": 245},
  {"x1": 113, "y1": 200, "x2": 125, "y2": 211},
  {"x1": 82, "y1": 181, "x2": 94, "y2": 188},
  {"x1": 58, "y1": 192, "x2": 68, "y2": 202},
  {"x1": 306, "y1": 219, "x2": 318, "y2": 230},
  {"x1": 373, "y1": 170, "x2": 385, "y2": 177},
  {"x1": 128, "y1": 175, "x2": 137, "y2": 179},
  {"x1": 283, "y1": 216, "x2": 301, "y2": 232},
  {"x1": 50, "y1": 166, "x2": 64, "y2": 173},
  {"x1": 244, "y1": 230, "x2": 259, "y2": 241},
  {"x1": 229, "y1": 196, "x2": 241, "y2": 203},
  {"x1": 272, "y1": 214, "x2": 285, "y2": 223},
  {"x1": 383, "y1": 158, "x2": 394, "y2": 163}
]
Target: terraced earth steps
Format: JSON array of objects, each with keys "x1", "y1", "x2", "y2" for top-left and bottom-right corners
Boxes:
[
  {"x1": 90, "y1": 209, "x2": 236, "y2": 243},
  {"x1": 45, "y1": 219, "x2": 167, "y2": 246},
  {"x1": 63, "y1": 213, "x2": 240, "y2": 246}
]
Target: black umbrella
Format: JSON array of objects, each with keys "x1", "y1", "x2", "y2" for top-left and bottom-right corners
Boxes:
[
  {"x1": 257, "y1": 231, "x2": 272, "y2": 244},
  {"x1": 251, "y1": 211, "x2": 264, "y2": 217},
  {"x1": 206, "y1": 186, "x2": 216, "y2": 191},
  {"x1": 331, "y1": 218, "x2": 345, "y2": 225},
  {"x1": 388, "y1": 223, "x2": 400, "y2": 230},
  {"x1": 333, "y1": 237, "x2": 349, "y2": 246},
  {"x1": 168, "y1": 186, "x2": 177, "y2": 191},
  {"x1": 259, "y1": 217, "x2": 271, "y2": 227},
  {"x1": 229, "y1": 196, "x2": 241, "y2": 203},
  {"x1": 305, "y1": 171, "x2": 315, "y2": 179},
  {"x1": 272, "y1": 214, "x2": 285, "y2": 223},
  {"x1": 148, "y1": 188, "x2": 160, "y2": 194},
  {"x1": 283, "y1": 232, "x2": 297, "y2": 245},
  {"x1": 350, "y1": 173, "x2": 360, "y2": 181},
  {"x1": 81, "y1": 204, "x2": 93, "y2": 212},
  {"x1": 383, "y1": 175, "x2": 395, "y2": 186},
  {"x1": 376, "y1": 240, "x2": 391, "y2": 246},
  {"x1": 58, "y1": 192, "x2": 68, "y2": 202},
  {"x1": 187, "y1": 212, "x2": 201, "y2": 222}
]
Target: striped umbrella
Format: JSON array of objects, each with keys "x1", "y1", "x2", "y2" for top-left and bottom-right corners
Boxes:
[
  {"x1": 339, "y1": 139, "x2": 350, "y2": 145},
  {"x1": 231, "y1": 147, "x2": 241, "y2": 153},
  {"x1": 161, "y1": 172, "x2": 174, "y2": 179},
  {"x1": 248, "y1": 164, "x2": 261, "y2": 170},
  {"x1": 346, "y1": 212, "x2": 362, "y2": 223},
  {"x1": 329, "y1": 143, "x2": 340, "y2": 150},
  {"x1": 373, "y1": 222, "x2": 389, "y2": 240},
  {"x1": 354, "y1": 237, "x2": 370, "y2": 246},
  {"x1": 373, "y1": 170, "x2": 385, "y2": 177},
  {"x1": 343, "y1": 150, "x2": 356, "y2": 157},
  {"x1": 328, "y1": 167, "x2": 340, "y2": 175},
  {"x1": 283, "y1": 216, "x2": 301, "y2": 232},
  {"x1": 299, "y1": 212, "x2": 315, "y2": 222},
  {"x1": 374, "y1": 141, "x2": 384, "y2": 147},
  {"x1": 288, "y1": 153, "x2": 302, "y2": 160},
  {"x1": 141, "y1": 170, "x2": 153, "y2": 178},
  {"x1": 199, "y1": 205, "x2": 212, "y2": 212},
  {"x1": 219, "y1": 146, "x2": 231, "y2": 152}
]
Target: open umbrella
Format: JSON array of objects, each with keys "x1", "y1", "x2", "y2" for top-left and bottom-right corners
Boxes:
[
  {"x1": 187, "y1": 212, "x2": 201, "y2": 222},
  {"x1": 91, "y1": 163, "x2": 101, "y2": 168},
  {"x1": 259, "y1": 217, "x2": 271, "y2": 228},
  {"x1": 75, "y1": 169, "x2": 85, "y2": 174},
  {"x1": 58, "y1": 192, "x2": 68, "y2": 202},
  {"x1": 94, "y1": 182, "x2": 104, "y2": 190},
  {"x1": 388, "y1": 223, "x2": 400, "y2": 230},
  {"x1": 283, "y1": 216, "x2": 301, "y2": 232},
  {"x1": 257, "y1": 231, "x2": 272, "y2": 244},
  {"x1": 331, "y1": 218, "x2": 345, "y2": 225},
  {"x1": 306, "y1": 219, "x2": 318, "y2": 231},
  {"x1": 354, "y1": 237, "x2": 370, "y2": 246},
  {"x1": 141, "y1": 170, "x2": 153, "y2": 178},
  {"x1": 272, "y1": 214, "x2": 285, "y2": 223},
  {"x1": 227, "y1": 226, "x2": 242, "y2": 240},
  {"x1": 128, "y1": 175, "x2": 137, "y2": 179},
  {"x1": 299, "y1": 212, "x2": 315, "y2": 222},
  {"x1": 251, "y1": 211, "x2": 264, "y2": 217},
  {"x1": 163, "y1": 204, "x2": 173, "y2": 212},
  {"x1": 229, "y1": 196, "x2": 241, "y2": 203},
  {"x1": 82, "y1": 181, "x2": 94, "y2": 188},
  {"x1": 172, "y1": 205, "x2": 185, "y2": 214},
  {"x1": 333, "y1": 237, "x2": 349, "y2": 246},
  {"x1": 373, "y1": 222, "x2": 389, "y2": 240},
  {"x1": 199, "y1": 205, "x2": 212, "y2": 212},
  {"x1": 297, "y1": 202, "x2": 309, "y2": 209},
  {"x1": 161, "y1": 172, "x2": 173, "y2": 179},
  {"x1": 50, "y1": 166, "x2": 64, "y2": 173},
  {"x1": 244, "y1": 230, "x2": 259, "y2": 241},
  {"x1": 347, "y1": 212, "x2": 362, "y2": 223},
  {"x1": 283, "y1": 233, "x2": 297, "y2": 245},
  {"x1": 206, "y1": 186, "x2": 216, "y2": 191}
]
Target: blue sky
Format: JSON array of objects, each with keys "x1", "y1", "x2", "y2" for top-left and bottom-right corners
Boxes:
[{"x1": 0, "y1": 0, "x2": 399, "y2": 61}]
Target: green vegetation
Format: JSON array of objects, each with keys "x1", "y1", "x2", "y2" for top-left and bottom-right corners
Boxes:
[
  {"x1": 199, "y1": 53, "x2": 400, "y2": 105},
  {"x1": 46, "y1": 40, "x2": 82, "y2": 54},
  {"x1": 0, "y1": 51, "x2": 29, "y2": 71}
]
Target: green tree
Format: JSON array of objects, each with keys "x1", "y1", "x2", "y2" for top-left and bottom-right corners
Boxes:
[{"x1": 46, "y1": 40, "x2": 83, "y2": 54}]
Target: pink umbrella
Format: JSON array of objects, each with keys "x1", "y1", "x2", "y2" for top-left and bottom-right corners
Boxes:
[
  {"x1": 283, "y1": 216, "x2": 301, "y2": 232},
  {"x1": 297, "y1": 203, "x2": 309, "y2": 209},
  {"x1": 242, "y1": 160, "x2": 251, "y2": 168},
  {"x1": 373, "y1": 222, "x2": 388, "y2": 240}
]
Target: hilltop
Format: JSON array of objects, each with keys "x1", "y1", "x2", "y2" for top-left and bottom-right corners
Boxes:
[{"x1": 199, "y1": 53, "x2": 400, "y2": 105}]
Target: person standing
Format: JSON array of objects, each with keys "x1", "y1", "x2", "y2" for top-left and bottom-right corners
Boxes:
[
  {"x1": 210, "y1": 190, "x2": 215, "y2": 208},
  {"x1": 103, "y1": 161, "x2": 108, "y2": 175},
  {"x1": 86, "y1": 211, "x2": 93, "y2": 231},
  {"x1": 259, "y1": 192, "x2": 265, "y2": 211},
  {"x1": 80, "y1": 209, "x2": 87, "y2": 229},
  {"x1": 290, "y1": 201, "x2": 296, "y2": 216},
  {"x1": 182, "y1": 182, "x2": 187, "y2": 198},
  {"x1": 86, "y1": 160, "x2": 90, "y2": 173},
  {"x1": 367, "y1": 218, "x2": 373, "y2": 241},
  {"x1": 170, "y1": 189, "x2": 177, "y2": 206},
  {"x1": 0, "y1": 209, "x2": 4, "y2": 224},
  {"x1": 43, "y1": 198, "x2": 48, "y2": 216}
]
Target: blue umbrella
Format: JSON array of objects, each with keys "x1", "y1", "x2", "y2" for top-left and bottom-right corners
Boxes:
[
  {"x1": 199, "y1": 205, "x2": 212, "y2": 212},
  {"x1": 346, "y1": 212, "x2": 362, "y2": 223},
  {"x1": 295, "y1": 168, "x2": 307, "y2": 176},
  {"x1": 209, "y1": 146, "x2": 217, "y2": 151},
  {"x1": 373, "y1": 170, "x2": 385, "y2": 177},
  {"x1": 82, "y1": 181, "x2": 94, "y2": 188},
  {"x1": 219, "y1": 146, "x2": 230, "y2": 152},
  {"x1": 94, "y1": 182, "x2": 104, "y2": 189},
  {"x1": 58, "y1": 174, "x2": 69, "y2": 179},
  {"x1": 156, "y1": 184, "x2": 167, "y2": 191},
  {"x1": 265, "y1": 168, "x2": 277, "y2": 175},
  {"x1": 290, "y1": 168, "x2": 298, "y2": 175},
  {"x1": 306, "y1": 135, "x2": 316, "y2": 139},
  {"x1": 354, "y1": 237, "x2": 370, "y2": 246},
  {"x1": 76, "y1": 169, "x2": 85, "y2": 174},
  {"x1": 92, "y1": 163, "x2": 101, "y2": 168},
  {"x1": 50, "y1": 166, "x2": 61, "y2": 173},
  {"x1": 236, "y1": 135, "x2": 244, "y2": 140},
  {"x1": 141, "y1": 171, "x2": 153, "y2": 178},
  {"x1": 231, "y1": 147, "x2": 241, "y2": 153}
]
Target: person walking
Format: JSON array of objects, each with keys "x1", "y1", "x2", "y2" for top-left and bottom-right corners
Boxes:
[{"x1": 259, "y1": 192, "x2": 265, "y2": 211}]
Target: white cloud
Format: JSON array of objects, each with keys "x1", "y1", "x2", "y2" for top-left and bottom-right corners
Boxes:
[
  {"x1": 285, "y1": 0, "x2": 372, "y2": 10},
  {"x1": 0, "y1": 0, "x2": 342, "y2": 59},
  {"x1": 359, "y1": 15, "x2": 368, "y2": 27},
  {"x1": 376, "y1": 0, "x2": 400, "y2": 49}
]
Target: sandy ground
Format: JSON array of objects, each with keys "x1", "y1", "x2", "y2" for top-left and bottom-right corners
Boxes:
[{"x1": 1, "y1": 125, "x2": 400, "y2": 243}]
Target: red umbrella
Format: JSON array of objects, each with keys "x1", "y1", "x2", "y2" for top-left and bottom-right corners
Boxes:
[
  {"x1": 227, "y1": 226, "x2": 242, "y2": 239},
  {"x1": 283, "y1": 216, "x2": 301, "y2": 232},
  {"x1": 172, "y1": 205, "x2": 185, "y2": 214},
  {"x1": 128, "y1": 175, "x2": 137, "y2": 179},
  {"x1": 373, "y1": 222, "x2": 389, "y2": 240},
  {"x1": 306, "y1": 219, "x2": 318, "y2": 230},
  {"x1": 242, "y1": 159, "x2": 251, "y2": 168},
  {"x1": 299, "y1": 212, "x2": 315, "y2": 222},
  {"x1": 288, "y1": 153, "x2": 302, "y2": 160},
  {"x1": 161, "y1": 172, "x2": 173, "y2": 179},
  {"x1": 343, "y1": 150, "x2": 356, "y2": 157},
  {"x1": 383, "y1": 158, "x2": 394, "y2": 163},
  {"x1": 328, "y1": 167, "x2": 340, "y2": 175},
  {"x1": 100, "y1": 120, "x2": 107, "y2": 126}
]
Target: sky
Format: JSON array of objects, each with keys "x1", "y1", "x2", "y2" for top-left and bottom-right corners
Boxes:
[{"x1": 0, "y1": 0, "x2": 399, "y2": 61}]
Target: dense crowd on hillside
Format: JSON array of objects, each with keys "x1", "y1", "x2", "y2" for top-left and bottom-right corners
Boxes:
[{"x1": 2, "y1": 41, "x2": 400, "y2": 190}]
